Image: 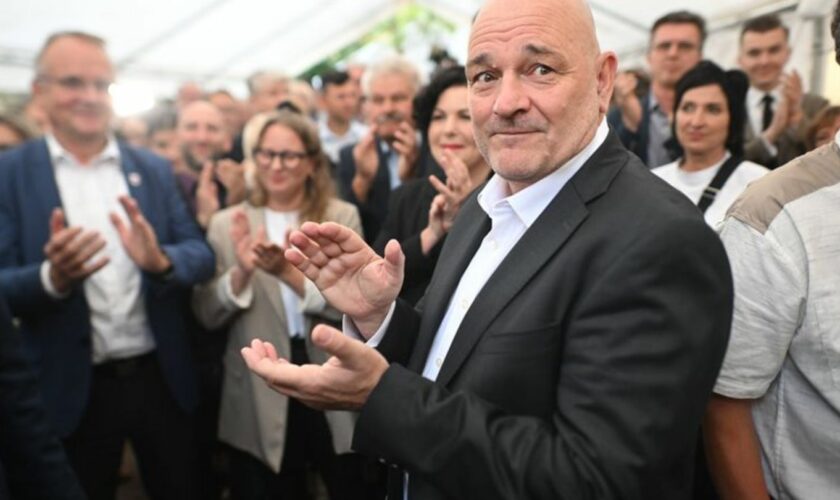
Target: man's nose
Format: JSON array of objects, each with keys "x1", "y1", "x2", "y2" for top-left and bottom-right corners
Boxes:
[{"x1": 493, "y1": 74, "x2": 530, "y2": 118}]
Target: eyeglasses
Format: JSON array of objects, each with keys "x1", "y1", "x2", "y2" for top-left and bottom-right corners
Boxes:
[
  {"x1": 37, "y1": 75, "x2": 113, "y2": 94},
  {"x1": 253, "y1": 148, "x2": 309, "y2": 169}
]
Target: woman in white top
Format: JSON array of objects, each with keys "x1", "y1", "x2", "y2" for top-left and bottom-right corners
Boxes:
[
  {"x1": 192, "y1": 110, "x2": 375, "y2": 499},
  {"x1": 653, "y1": 61, "x2": 769, "y2": 228}
]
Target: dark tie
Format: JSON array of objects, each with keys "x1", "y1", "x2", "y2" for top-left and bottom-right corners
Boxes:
[{"x1": 761, "y1": 94, "x2": 774, "y2": 131}]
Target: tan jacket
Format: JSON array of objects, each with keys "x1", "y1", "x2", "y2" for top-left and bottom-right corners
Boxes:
[{"x1": 192, "y1": 199, "x2": 362, "y2": 472}]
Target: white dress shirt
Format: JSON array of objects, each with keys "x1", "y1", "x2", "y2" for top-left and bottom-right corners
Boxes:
[
  {"x1": 40, "y1": 134, "x2": 155, "y2": 363},
  {"x1": 318, "y1": 117, "x2": 367, "y2": 164},
  {"x1": 746, "y1": 85, "x2": 782, "y2": 157}
]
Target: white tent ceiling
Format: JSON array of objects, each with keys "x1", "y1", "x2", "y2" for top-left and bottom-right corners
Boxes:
[{"x1": 1, "y1": 0, "x2": 837, "y2": 112}]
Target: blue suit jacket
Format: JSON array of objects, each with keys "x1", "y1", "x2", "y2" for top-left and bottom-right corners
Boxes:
[{"x1": 0, "y1": 138, "x2": 214, "y2": 437}]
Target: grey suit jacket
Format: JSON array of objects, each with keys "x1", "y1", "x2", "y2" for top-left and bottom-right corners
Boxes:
[
  {"x1": 192, "y1": 199, "x2": 362, "y2": 472},
  {"x1": 744, "y1": 92, "x2": 828, "y2": 168}
]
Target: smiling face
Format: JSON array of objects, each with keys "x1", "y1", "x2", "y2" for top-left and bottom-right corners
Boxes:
[
  {"x1": 675, "y1": 84, "x2": 730, "y2": 158},
  {"x1": 177, "y1": 100, "x2": 228, "y2": 170},
  {"x1": 427, "y1": 85, "x2": 484, "y2": 172},
  {"x1": 33, "y1": 36, "x2": 114, "y2": 145},
  {"x1": 738, "y1": 27, "x2": 790, "y2": 92},
  {"x1": 254, "y1": 123, "x2": 313, "y2": 206},
  {"x1": 467, "y1": 0, "x2": 616, "y2": 192}
]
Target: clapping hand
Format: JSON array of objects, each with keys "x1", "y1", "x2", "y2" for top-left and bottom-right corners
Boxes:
[
  {"x1": 44, "y1": 208, "x2": 109, "y2": 294},
  {"x1": 241, "y1": 325, "x2": 389, "y2": 411},
  {"x1": 110, "y1": 195, "x2": 170, "y2": 274},
  {"x1": 421, "y1": 149, "x2": 472, "y2": 254},
  {"x1": 284, "y1": 222, "x2": 404, "y2": 338}
]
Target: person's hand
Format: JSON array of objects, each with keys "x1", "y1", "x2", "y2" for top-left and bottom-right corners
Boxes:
[
  {"x1": 421, "y1": 149, "x2": 472, "y2": 254},
  {"x1": 351, "y1": 125, "x2": 380, "y2": 202},
  {"x1": 763, "y1": 86, "x2": 792, "y2": 145},
  {"x1": 782, "y1": 71, "x2": 804, "y2": 127},
  {"x1": 216, "y1": 159, "x2": 246, "y2": 205},
  {"x1": 43, "y1": 208, "x2": 109, "y2": 294},
  {"x1": 613, "y1": 71, "x2": 642, "y2": 132},
  {"x1": 196, "y1": 161, "x2": 220, "y2": 229},
  {"x1": 285, "y1": 222, "x2": 404, "y2": 337},
  {"x1": 229, "y1": 209, "x2": 259, "y2": 295},
  {"x1": 110, "y1": 195, "x2": 170, "y2": 273},
  {"x1": 394, "y1": 121, "x2": 419, "y2": 181},
  {"x1": 241, "y1": 325, "x2": 389, "y2": 411}
]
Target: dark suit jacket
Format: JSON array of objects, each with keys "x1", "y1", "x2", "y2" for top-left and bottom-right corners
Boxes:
[
  {"x1": 0, "y1": 138, "x2": 215, "y2": 437},
  {"x1": 373, "y1": 178, "x2": 443, "y2": 306},
  {"x1": 743, "y1": 92, "x2": 829, "y2": 168},
  {"x1": 352, "y1": 132, "x2": 733, "y2": 499},
  {"x1": 337, "y1": 139, "x2": 398, "y2": 243},
  {"x1": 337, "y1": 138, "x2": 435, "y2": 243},
  {"x1": 0, "y1": 295, "x2": 85, "y2": 500}
]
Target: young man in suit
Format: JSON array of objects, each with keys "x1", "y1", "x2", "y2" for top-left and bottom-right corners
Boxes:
[
  {"x1": 242, "y1": 0, "x2": 733, "y2": 498},
  {"x1": 738, "y1": 14, "x2": 829, "y2": 168},
  {"x1": 0, "y1": 31, "x2": 214, "y2": 499}
]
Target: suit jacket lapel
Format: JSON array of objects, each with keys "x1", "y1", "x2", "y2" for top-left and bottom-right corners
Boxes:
[
  {"x1": 434, "y1": 132, "x2": 628, "y2": 386},
  {"x1": 407, "y1": 199, "x2": 491, "y2": 372},
  {"x1": 118, "y1": 144, "x2": 153, "y2": 217}
]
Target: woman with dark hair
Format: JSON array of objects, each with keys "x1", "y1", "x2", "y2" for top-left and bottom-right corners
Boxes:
[
  {"x1": 373, "y1": 65, "x2": 491, "y2": 304},
  {"x1": 192, "y1": 110, "x2": 371, "y2": 499},
  {"x1": 653, "y1": 60, "x2": 769, "y2": 227}
]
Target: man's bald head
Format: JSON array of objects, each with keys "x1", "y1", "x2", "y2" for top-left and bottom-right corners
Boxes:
[{"x1": 473, "y1": 0, "x2": 600, "y2": 58}]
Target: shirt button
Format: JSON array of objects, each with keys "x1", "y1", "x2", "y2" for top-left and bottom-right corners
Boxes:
[
  {"x1": 488, "y1": 239, "x2": 498, "y2": 251},
  {"x1": 460, "y1": 298, "x2": 469, "y2": 310},
  {"x1": 435, "y1": 358, "x2": 443, "y2": 367}
]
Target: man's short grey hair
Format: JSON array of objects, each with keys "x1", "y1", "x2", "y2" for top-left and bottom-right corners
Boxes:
[
  {"x1": 361, "y1": 56, "x2": 422, "y2": 97},
  {"x1": 246, "y1": 71, "x2": 291, "y2": 97},
  {"x1": 34, "y1": 31, "x2": 106, "y2": 77}
]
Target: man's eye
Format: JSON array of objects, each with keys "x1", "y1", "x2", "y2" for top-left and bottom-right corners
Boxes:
[
  {"x1": 534, "y1": 64, "x2": 553, "y2": 76},
  {"x1": 473, "y1": 72, "x2": 494, "y2": 84}
]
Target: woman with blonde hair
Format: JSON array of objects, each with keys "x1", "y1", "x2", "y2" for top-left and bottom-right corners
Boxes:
[{"x1": 193, "y1": 110, "x2": 371, "y2": 499}]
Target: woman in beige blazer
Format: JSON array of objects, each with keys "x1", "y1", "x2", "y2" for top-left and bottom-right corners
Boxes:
[{"x1": 193, "y1": 110, "x2": 367, "y2": 500}]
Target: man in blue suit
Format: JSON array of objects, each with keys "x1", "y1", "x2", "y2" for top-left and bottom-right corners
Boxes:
[{"x1": 0, "y1": 31, "x2": 214, "y2": 500}]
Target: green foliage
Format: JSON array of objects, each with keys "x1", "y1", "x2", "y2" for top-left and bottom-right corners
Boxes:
[{"x1": 299, "y1": 3, "x2": 456, "y2": 81}]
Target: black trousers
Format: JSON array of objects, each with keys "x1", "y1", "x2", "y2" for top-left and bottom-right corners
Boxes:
[
  {"x1": 228, "y1": 337, "x2": 385, "y2": 500},
  {"x1": 63, "y1": 352, "x2": 197, "y2": 500}
]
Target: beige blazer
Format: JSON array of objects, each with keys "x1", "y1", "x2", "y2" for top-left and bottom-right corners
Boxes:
[{"x1": 192, "y1": 199, "x2": 362, "y2": 473}]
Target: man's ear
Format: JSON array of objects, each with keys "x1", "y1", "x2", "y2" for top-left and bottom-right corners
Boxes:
[{"x1": 596, "y1": 52, "x2": 618, "y2": 114}]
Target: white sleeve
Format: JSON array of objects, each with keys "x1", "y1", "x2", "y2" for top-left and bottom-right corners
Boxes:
[
  {"x1": 713, "y1": 216, "x2": 806, "y2": 399},
  {"x1": 341, "y1": 302, "x2": 397, "y2": 348}
]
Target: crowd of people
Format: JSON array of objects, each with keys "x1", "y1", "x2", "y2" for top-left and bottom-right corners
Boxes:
[{"x1": 0, "y1": 1, "x2": 838, "y2": 499}]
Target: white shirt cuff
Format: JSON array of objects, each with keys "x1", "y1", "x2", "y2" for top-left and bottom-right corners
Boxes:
[
  {"x1": 219, "y1": 269, "x2": 254, "y2": 310},
  {"x1": 342, "y1": 302, "x2": 396, "y2": 348},
  {"x1": 40, "y1": 261, "x2": 70, "y2": 299}
]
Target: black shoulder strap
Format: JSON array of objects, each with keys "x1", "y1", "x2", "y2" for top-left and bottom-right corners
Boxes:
[{"x1": 697, "y1": 155, "x2": 742, "y2": 214}]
